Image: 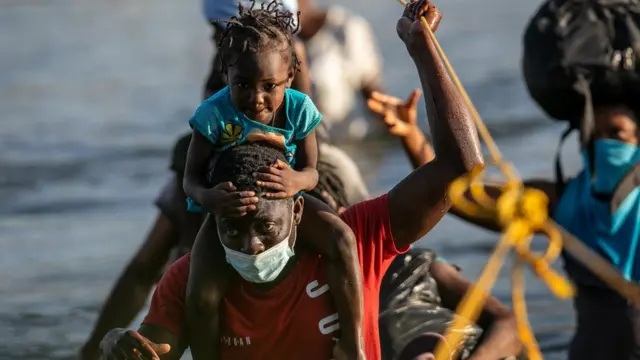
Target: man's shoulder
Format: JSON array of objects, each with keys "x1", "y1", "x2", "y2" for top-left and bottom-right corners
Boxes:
[
  {"x1": 162, "y1": 254, "x2": 191, "y2": 286},
  {"x1": 170, "y1": 253, "x2": 191, "y2": 270},
  {"x1": 339, "y1": 194, "x2": 390, "y2": 235},
  {"x1": 142, "y1": 254, "x2": 191, "y2": 336}
]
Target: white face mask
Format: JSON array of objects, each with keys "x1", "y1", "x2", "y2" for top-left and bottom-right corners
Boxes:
[{"x1": 219, "y1": 211, "x2": 296, "y2": 283}]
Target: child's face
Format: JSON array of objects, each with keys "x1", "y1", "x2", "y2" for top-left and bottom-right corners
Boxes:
[{"x1": 226, "y1": 50, "x2": 294, "y2": 124}]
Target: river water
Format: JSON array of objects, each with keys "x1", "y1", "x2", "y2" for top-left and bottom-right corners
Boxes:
[{"x1": 0, "y1": 0, "x2": 583, "y2": 359}]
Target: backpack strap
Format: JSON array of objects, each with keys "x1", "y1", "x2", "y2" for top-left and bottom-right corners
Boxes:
[
  {"x1": 554, "y1": 125, "x2": 576, "y2": 198},
  {"x1": 555, "y1": 73, "x2": 595, "y2": 197},
  {"x1": 611, "y1": 164, "x2": 640, "y2": 214},
  {"x1": 574, "y1": 73, "x2": 594, "y2": 147}
]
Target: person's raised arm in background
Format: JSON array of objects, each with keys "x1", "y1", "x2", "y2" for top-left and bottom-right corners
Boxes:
[{"x1": 367, "y1": 40, "x2": 555, "y2": 234}]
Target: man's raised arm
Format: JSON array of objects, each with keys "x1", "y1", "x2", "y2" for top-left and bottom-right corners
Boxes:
[{"x1": 388, "y1": 0, "x2": 483, "y2": 249}]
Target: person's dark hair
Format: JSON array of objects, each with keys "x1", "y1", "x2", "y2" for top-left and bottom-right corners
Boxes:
[
  {"x1": 214, "y1": 0, "x2": 301, "y2": 74},
  {"x1": 208, "y1": 142, "x2": 287, "y2": 196},
  {"x1": 308, "y1": 160, "x2": 351, "y2": 211}
]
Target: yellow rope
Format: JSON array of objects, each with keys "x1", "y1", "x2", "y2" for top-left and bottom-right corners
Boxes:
[{"x1": 393, "y1": 1, "x2": 640, "y2": 359}]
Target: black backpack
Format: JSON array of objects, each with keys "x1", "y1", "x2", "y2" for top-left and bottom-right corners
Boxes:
[
  {"x1": 378, "y1": 249, "x2": 482, "y2": 360},
  {"x1": 522, "y1": 0, "x2": 640, "y2": 199}
]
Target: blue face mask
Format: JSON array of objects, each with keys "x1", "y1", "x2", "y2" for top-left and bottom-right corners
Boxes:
[
  {"x1": 219, "y1": 212, "x2": 296, "y2": 283},
  {"x1": 591, "y1": 139, "x2": 640, "y2": 194}
]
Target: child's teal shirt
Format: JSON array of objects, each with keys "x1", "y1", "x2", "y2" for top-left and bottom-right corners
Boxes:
[{"x1": 187, "y1": 86, "x2": 322, "y2": 212}]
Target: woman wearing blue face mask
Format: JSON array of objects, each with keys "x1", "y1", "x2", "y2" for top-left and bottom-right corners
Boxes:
[{"x1": 369, "y1": 87, "x2": 640, "y2": 360}]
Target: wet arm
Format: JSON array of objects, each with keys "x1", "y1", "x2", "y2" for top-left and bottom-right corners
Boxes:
[
  {"x1": 82, "y1": 212, "x2": 178, "y2": 357},
  {"x1": 183, "y1": 130, "x2": 215, "y2": 205},
  {"x1": 294, "y1": 130, "x2": 319, "y2": 191},
  {"x1": 398, "y1": 126, "x2": 436, "y2": 170},
  {"x1": 387, "y1": 25, "x2": 483, "y2": 249},
  {"x1": 431, "y1": 261, "x2": 522, "y2": 359}
]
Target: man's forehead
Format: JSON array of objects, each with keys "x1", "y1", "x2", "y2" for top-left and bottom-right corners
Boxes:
[{"x1": 255, "y1": 197, "x2": 292, "y2": 216}]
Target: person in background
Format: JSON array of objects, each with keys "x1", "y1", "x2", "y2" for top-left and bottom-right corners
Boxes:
[
  {"x1": 367, "y1": 67, "x2": 640, "y2": 360},
  {"x1": 380, "y1": 248, "x2": 520, "y2": 360},
  {"x1": 296, "y1": 0, "x2": 387, "y2": 141}
]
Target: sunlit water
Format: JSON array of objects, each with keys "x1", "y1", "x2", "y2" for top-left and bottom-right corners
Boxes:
[{"x1": 0, "y1": 0, "x2": 583, "y2": 359}]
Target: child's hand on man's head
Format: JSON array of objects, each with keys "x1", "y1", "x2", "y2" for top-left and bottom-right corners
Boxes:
[
  {"x1": 203, "y1": 182, "x2": 259, "y2": 217},
  {"x1": 255, "y1": 159, "x2": 306, "y2": 199}
]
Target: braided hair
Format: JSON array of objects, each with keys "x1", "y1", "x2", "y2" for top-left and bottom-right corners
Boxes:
[{"x1": 214, "y1": 0, "x2": 301, "y2": 74}]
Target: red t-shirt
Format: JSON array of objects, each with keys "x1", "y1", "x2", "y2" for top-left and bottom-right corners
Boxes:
[{"x1": 143, "y1": 194, "x2": 408, "y2": 360}]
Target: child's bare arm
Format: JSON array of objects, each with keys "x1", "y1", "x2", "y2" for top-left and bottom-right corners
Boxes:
[
  {"x1": 183, "y1": 130, "x2": 215, "y2": 207},
  {"x1": 183, "y1": 130, "x2": 258, "y2": 216},
  {"x1": 293, "y1": 129, "x2": 319, "y2": 191},
  {"x1": 298, "y1": 194, "x2": 365, "y2": 359}
]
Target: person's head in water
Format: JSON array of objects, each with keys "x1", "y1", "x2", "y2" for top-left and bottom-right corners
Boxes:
[
  {"x1": 308, "y1": 160, "x2": 351, "y2": 214},
  {"x1": 215, "y1": 0, "x2": 301, "y2": 123},
  {"x1": 587, "y1": 104, "x2": 640, "y2": 194},
  {"x1": 209, "y1": 143, "x2": 303, "y2": 283}
]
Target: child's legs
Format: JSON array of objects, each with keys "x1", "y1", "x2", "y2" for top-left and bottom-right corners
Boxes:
[
  {"x1": 187, "y1": 214, "x2": 230, "y2": 359},
  {"x1": 298, "y1": 194, "x2": 363, "y2": 345},
  {"x1": 188, "y1": 214, "x2": 229, "y2": 300}
]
